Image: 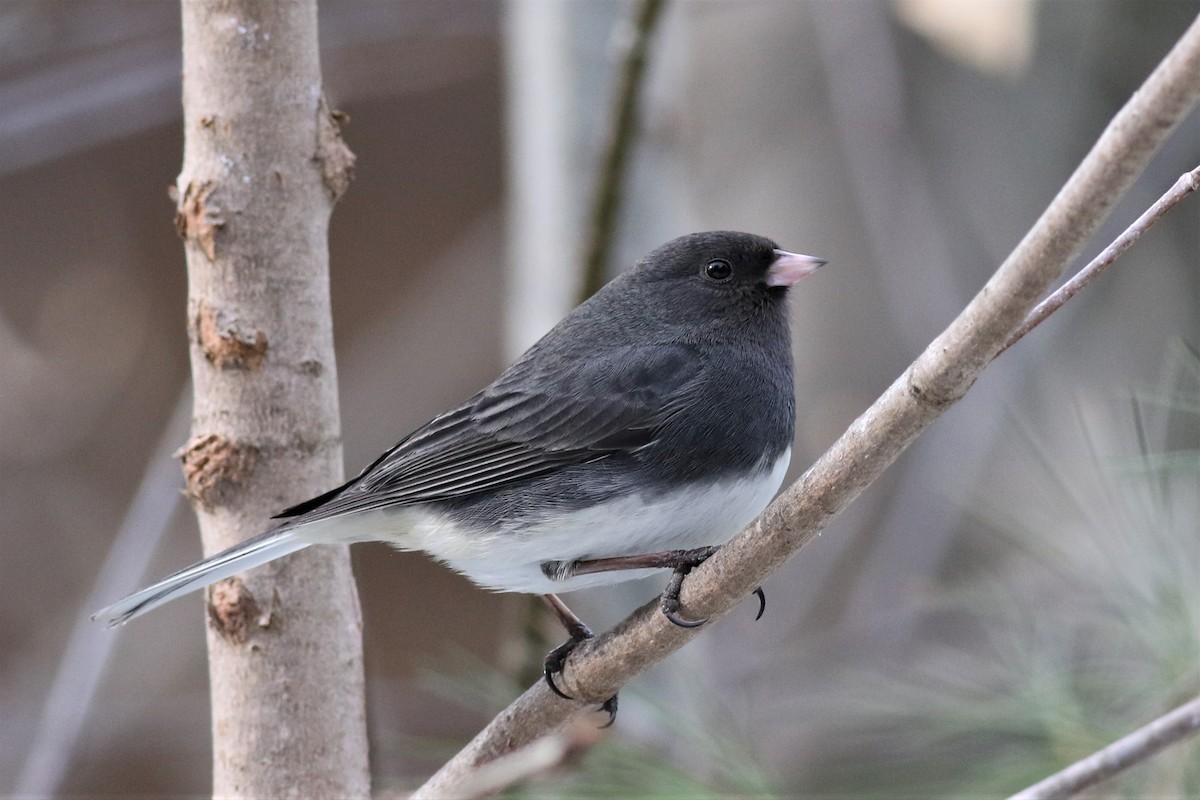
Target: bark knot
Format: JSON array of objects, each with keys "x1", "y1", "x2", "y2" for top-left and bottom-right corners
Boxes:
[
  {"x1": 207, "y1": 577, "x2": 273, "y2": 644},
  {"x1": 906, "y1": 363, "x2": 972, "y2": 408},
  {"x1": 173, "y1": 180, "x2": 225, "y2": 261},
  {"x1": 315, "y1": 94, "x2": 356, "y2": 202},
  {"x1": 180, "y1": 432, "x2": 259, "y2": 509},
  {"x1": 194, "y1": 300, "x2": 268, "y2": 370}
]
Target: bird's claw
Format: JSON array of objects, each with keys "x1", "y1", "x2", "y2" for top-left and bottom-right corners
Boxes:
[
  {"x1": 656, "y1": 548, "x2": 768, "y2": 626},
  {"x1": 543, "y1": 626, "x2": 619, "y2": 723},
  {"x1": 661, "y1": 575, "x2": 709, "y2": 627},
  {"x1": 542, "y1": 637, "x2": 581, "y2": 700},
  {"x1": 599, "y1": 694, "x2": 618, "y2": 727},
  {"x1": 658, "y1": 547, "x2": 720, "y2": 628}
]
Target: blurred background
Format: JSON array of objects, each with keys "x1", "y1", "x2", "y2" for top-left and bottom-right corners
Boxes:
[{"x1": 2, "y1": 1, "x2": 1198, "y2": 797}]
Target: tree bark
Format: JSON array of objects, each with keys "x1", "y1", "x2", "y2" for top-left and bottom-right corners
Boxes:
[{"x1": 175, "y1": 1, "x2": 368, "y2": 797}]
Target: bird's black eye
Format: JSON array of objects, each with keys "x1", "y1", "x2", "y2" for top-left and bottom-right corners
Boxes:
[{"x1": 704, "y1": 258, "x2": 733, "y2": 282}]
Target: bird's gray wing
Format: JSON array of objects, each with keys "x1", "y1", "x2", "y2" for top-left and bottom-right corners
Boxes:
[{"x1": 274, "y1": 342, "x2": 704, "y2": 523}]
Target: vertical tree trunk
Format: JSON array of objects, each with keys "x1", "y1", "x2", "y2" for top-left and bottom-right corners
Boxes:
[{"x1": 175, "y1": 1, "x2": 369, "y2": 796}]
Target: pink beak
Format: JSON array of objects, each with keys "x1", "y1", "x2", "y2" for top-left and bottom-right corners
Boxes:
[{"x1": 766, "y1": 249, "x2": 827, "y2": 287}]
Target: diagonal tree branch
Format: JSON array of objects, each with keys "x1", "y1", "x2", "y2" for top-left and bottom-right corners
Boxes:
[
  {"x1": 1008, "y1": 694, "x2": 1200, "y2": 800},
  {"x1": 15, "y1": 388, "x2": 190, "y2": 798},
  {"x1": 413, "y1": 12, "x2": 1200, "y2": 798}
]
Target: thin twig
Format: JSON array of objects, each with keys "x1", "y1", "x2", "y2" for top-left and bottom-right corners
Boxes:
[
  {"x1": 998, "y1": 164, "x2": 1200, "y2": 357},
  {"x1": 579, "y1": 0, "x2": 667, "y2": 301},
  {"x1": 510, "y1": 0, "x2": 670, "y2": 698},
  {"x1": 412, "y1": 12, "x2": 1200, "y2": 799},
  {"x1": 454, "y1": 720, "x2": 606, "y2": 799},
  {"x1": 16, "y1": 387, "x2": 189, "y2": 797},
  {"x1": 1008, "y1": 694, "x2": 1200, "y2": 800}
]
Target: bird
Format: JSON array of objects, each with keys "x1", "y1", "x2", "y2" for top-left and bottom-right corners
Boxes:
[{"x1": 94, "y1": 230, "x2": 826, "y2": 721}]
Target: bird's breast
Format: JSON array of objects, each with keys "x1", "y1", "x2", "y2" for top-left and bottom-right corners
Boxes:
[{"x1": 429, "y1": 446, "x2": 792, "y2": 594}]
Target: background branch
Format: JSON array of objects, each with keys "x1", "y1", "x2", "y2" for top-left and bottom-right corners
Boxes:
[
  {"x1": 509, "y1": 0, "x2": 671, "y2": 696},
  {"x1": 412, "y1": 12, "x2": 1200, "y2": 798},
  {"x1": 454, "y1": 720, "x2": 606, "y2": 799},
  {"x1": 579, "y1": 0, "x2": 667, "y2": 299},
  {"x1": 14, "y1": 389, "x2": 189, "y2": 797},
  {"x1": 1009, "y1": 694, "x2": 1200, "y2": 800}
]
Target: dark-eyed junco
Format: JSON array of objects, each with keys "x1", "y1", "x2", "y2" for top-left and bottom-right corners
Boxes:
[{"x1": 94, "y1": 230, "x2": 825, "y2": 719}]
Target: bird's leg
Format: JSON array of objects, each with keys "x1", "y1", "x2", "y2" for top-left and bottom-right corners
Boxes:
[
  {"x1": 542, "y1": 546, "x2": 767, "y2": 628},
  {"x1": 540, "y1": 593, "x2": 618, "y2": 726}
]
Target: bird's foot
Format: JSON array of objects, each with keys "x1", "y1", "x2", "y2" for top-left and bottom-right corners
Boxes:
[
  {"x1": 540, "y1": 594, "x2": 619, "y2": 725},
  {"x1": 657, "y1": 546, "x2": 719, "y2": 627},
  {"x1": 655, "y1": 547, "x2": 768, "y2": 626},
  {"x1": 541, "y1": 621, "x2": 591, "y2": 701},
  {"x1": 541, "y1": 545, "x2": 766, "y2": 634}
]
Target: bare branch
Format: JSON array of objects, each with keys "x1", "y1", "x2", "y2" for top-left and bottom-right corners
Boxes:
[
  {"x1": 413, "y1": 12, "x2": 1200, "y2": 798},
  {"x1": 579, "y1": 0, "x2": 667, "y2": 300},
  {"x1": 15, "y1": 389, "x2": 189, "y2": 798},
  {"x1": 998, "y1": 164, "x2": 1200, "y2": 356},
  {"x1": 454, "y1": 720, "x2": 606, "y2": 799},
  {"x1": 1008, "y1": 694, "x2": 1200, "y2": 800}
]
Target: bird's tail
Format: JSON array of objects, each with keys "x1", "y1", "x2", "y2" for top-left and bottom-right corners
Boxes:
[{"x1": 92, "y1": 527, "x2": 310, "y2": 627}]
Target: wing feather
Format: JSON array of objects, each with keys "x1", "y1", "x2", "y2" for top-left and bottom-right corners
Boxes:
[{"x1": 283, "y1": 343, "x2": 705, "y2": 526}]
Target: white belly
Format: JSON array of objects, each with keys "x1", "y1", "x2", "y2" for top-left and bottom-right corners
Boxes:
[{"x1": 296, "y1": 449, "x2": 790, "y2": 594}]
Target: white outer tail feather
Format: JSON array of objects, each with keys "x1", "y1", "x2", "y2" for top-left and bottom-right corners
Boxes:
[{"x1": 92, "y1": 528, "x2": 311, "y2": 627}]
